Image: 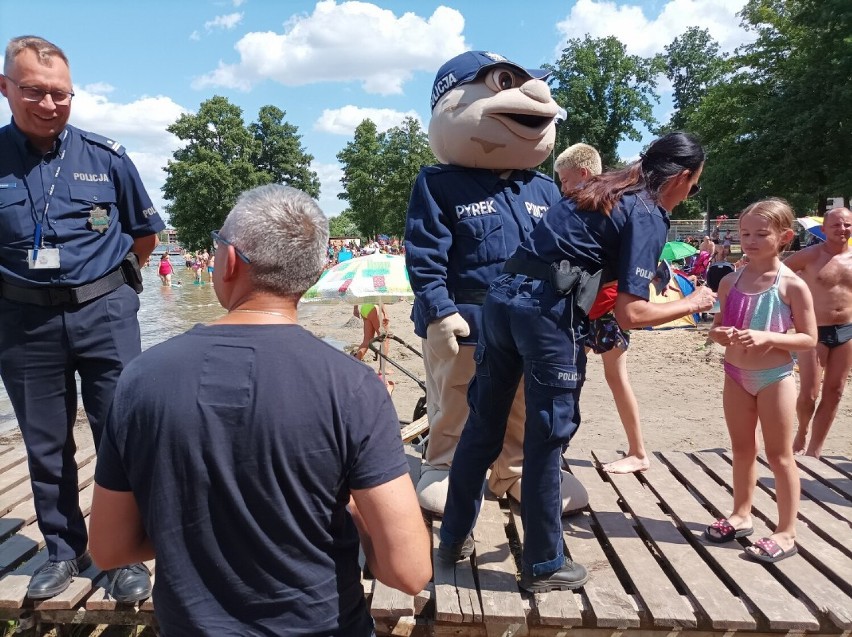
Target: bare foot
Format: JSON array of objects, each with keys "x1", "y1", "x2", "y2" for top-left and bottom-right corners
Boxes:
[
  {"x1": 792, "y1": 429, "x2": 808, "y2": 455},
  {"x1": 603, "y1": 455, "x2": 650, "y2": 474}
]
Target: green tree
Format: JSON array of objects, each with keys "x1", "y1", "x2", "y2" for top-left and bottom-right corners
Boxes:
[
  {"x1": 337, "y1": 117, "x2": 435, "y2": 238},
  {"x1": 547, "y1": 35, "x2": 663, "y2": 167},
  {"x1": 328, "y1": 210, "x2": 360, "y2": 237},
  {"x1": 378, "y1": 117, "x2": 435, "y2": 237},
  {"x1": 337, "y1": 120, "x2": 385, "y2": 239},
  {"x1": 249, "y1": 105, "x2": 320, "y2": 197},
  {"x1": 686, "y1": 0, "x2": 852, "y2": 215},
  {"x1": 661, "y1": 27, "x2": 728, "y2": 132},
  {"x1": 163, "y1": 96, "x2": 319, "y2": 249}
]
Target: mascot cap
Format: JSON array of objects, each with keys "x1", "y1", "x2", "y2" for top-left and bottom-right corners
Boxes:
[{"x1": 430, "y1": 50, "x2": 548, "y2": 111}]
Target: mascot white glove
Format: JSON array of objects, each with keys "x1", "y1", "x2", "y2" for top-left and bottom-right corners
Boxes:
[{"x1": 426, "y1": 313, "x2": 470, "y2": 359}]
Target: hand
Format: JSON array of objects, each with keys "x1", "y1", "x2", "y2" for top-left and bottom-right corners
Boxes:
[
  {"x1": 688, "y1": 284, "x2": 716, "y2": 313},
  {"x1": 426, "y1": 313, "x2": 470, "y2": 359},
  {"x1": 709, "y1": 326, "x2": 735, "y2": 346},
  {"x1": 730, "y1": 328, "x2": 770, "y2": 349}
]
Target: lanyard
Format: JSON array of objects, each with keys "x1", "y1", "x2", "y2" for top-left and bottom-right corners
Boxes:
[{"x1": 18, "y1": 131, "x2": 68, "y2": 260}]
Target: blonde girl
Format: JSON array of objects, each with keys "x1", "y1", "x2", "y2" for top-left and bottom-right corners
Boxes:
[{"x1": 705, "y1": 198, "x2": 816, "y2": 562}]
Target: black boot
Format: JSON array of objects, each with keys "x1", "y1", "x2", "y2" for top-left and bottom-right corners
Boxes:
[
  {"x1": 519, "y1": 559, "x2": 589, "y2": 593},
  {"x1": 437, "y1": 535, "x2": 474, "y2": 563}
]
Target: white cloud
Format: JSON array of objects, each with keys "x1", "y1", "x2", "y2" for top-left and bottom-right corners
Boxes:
[
  {"x1": 313, "y1": 161, "x2": 345, "y2": 217},
  {"x1": 205, "y1": 12, "x2": 244, "y2": 31},
  {"x1": 82, "y1": 82, "x2": 114, "y2": 95},
  {"x1": 189, "y1": 30, "x2": 201, "y2": 41},
  {"x1": 555, "y1": 0, "x2": 753, "y2": 59},
  {"x1": 193, "y1": 1, "x2": 467, "y2": 94},
  {"x1": 233, "y1": 0, "x2": 247, "y2": 6},
  {"x1": 315, "y1": 106, "x2": 421, "y2": 135}
]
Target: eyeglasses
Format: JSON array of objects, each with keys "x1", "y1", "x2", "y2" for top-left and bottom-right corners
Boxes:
[
  {"x1": 3, "y1": 76, "x2": 74, "y2": 105},
  {"x1": 210, "y1": 230, "x2": 251, "y2": 264},
  {"x1": 688, "y1": 184, "x2": 702, "y2": 198}
]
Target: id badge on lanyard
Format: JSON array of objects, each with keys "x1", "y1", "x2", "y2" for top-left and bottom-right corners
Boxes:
[{"x1": 27, "y1": 145, "x2": 66, "y2": 270}]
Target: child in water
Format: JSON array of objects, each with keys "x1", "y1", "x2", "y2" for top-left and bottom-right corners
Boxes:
[{"x1": 705, "y1": 198, "x2": 816, "y2": 562}]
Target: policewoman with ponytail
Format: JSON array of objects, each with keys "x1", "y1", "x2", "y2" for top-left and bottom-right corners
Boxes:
[{"x1": 438, "y1": 132, "x2": 716, "y2": 592}]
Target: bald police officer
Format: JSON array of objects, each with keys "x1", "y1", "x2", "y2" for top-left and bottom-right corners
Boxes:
[{"x1": 0, "y1": 35, "x2": 163, "y2": 601}]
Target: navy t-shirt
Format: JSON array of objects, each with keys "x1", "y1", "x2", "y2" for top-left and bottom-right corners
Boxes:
[
  {"x1": 512, "y1": 191, "x2": 670, "y2": 300},
  {"x1": 96, "y1": 324, "x2": 409, "y2": 636}
]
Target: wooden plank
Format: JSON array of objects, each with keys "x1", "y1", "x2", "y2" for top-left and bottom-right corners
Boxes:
[
  {"x1": 568, "y1": 456, "x2": 695, "y2": 629},
  {"x1": 592, "y1": 450, "x2": 756, "y2": 630},
  {"x1": 0, "y1": 550, "x2": 49, "y2": 609},
  {"x1": 401, "y1": 416, "x2": 429, "y2": 443},
  {"x1": 821, "y1": 455, "x2": 852, "y2": 479},
  {"x1": 725, "y1": 451, "x2": 852, "y2": 568},
  {"x1": 371, "y1": 581, "x2": 415, "y2": 619},
  {"x1": 782, "y1": 456, "x2": 852, "y2": 525},
  {"x1": 695, "y1": 452, "x2": 852, "y2": 629},
  {"x1": 0, "y1": 462, "x2": 31, "y2": 498},
  {"x1": 725, "y1": 453, "x2": 852, "y2": 559},
  {"x1": 472, "y1": 498, "x2": 525, "y2": 625},
  {"x1": 657, "y1": 451, "x2": 820, "y2": 631},
  {"x1": 794, "y1": 454, "x2": 852, "y2": 500},
  {"x1": 432, "y1": 520, "x2": 470, "y2": 624},
  {"x1": 509, "y1": 499, "x2": 583, "y2": 628},
  {"x1": 556, "y1": 484, "x2": 640, "y2": 630},
  {"x1": 0, "y1": 449, "x2": 27, "y2": 475}
]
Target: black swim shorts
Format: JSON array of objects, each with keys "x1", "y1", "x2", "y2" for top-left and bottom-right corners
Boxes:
[{"x1": 817, "y1": 323, "x2": 852, "y2": 349}]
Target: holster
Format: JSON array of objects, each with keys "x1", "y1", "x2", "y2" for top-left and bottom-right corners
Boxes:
[
  {"x1": 121, "y1": 252, "x2": 144, "y2": 294},
  {"x1": 550, "y1": 262, "x2": 603, "y2": 315}
]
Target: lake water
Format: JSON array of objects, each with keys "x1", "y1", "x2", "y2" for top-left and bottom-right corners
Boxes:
[{"x1": 0, "y1": 263, "x2": 329, "y2": 434}]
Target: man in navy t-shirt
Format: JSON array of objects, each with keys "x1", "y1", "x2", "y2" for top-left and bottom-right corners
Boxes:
[{"x1": 89, "y1": 184, "x2": 431, "y2": 636}]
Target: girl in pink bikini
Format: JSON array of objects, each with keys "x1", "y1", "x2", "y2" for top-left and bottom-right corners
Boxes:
[{"x1": 706, "y1": 198, "x2": 817, "y2": 563}]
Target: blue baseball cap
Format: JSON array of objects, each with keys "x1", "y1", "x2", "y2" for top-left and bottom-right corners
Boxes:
[{"x1": 430, "y1": 50, "x2": 549, "y2": 111}]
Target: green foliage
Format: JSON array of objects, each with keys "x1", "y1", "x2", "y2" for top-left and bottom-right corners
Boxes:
[
  {"x1": 328, "y1": 209, "x2": 361, "y2": 237},
  {"x1": 660, "y1": 27, "x2": 729, "y2": 132},
  {"x1": 337, "y1": 117, "x2": 435, "y2": 238},
  {"x1": 163, "y1": 96, "x2": 319, "y2": 249},
  {"x1": 685, "y1": 0, "x2": 852, "y2": 215},
  {"x1": 547, "y1": 35, "x2": 663, "y2": 167}
]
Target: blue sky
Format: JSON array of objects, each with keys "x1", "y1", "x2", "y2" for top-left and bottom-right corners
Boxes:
[{"x1": 0, "y1": 0, "x2": 751, "y2": 221}]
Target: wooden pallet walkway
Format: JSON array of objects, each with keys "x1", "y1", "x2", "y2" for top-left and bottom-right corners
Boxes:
[{"x1": 0, "y1": 443, "x2": 849, "y2": 636}]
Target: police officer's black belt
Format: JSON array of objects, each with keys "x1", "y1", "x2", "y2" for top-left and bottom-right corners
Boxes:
[
  {"x1": 453, "y1": 289, "x2": 488, "y2": 305},
  {"x1": 503, "y1": 258, "x2": 552, "y2": 280},
  {"x1": 0, "y1": 268, "x2": 127, "y2": 307}
]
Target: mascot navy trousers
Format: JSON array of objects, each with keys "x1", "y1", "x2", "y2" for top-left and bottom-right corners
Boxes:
[{"x1": 442, "y1": 273, "x2": 586, "y2": 576}]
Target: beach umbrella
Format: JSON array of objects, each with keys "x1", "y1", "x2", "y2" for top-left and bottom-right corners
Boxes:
[
  {"x1": 660, "y1": 241, "x2": 698, "y2": 262},
  {"x1": 302, "y1": 253, "x2": 413, "y2": 378}
]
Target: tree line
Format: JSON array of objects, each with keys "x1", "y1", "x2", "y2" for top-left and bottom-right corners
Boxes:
[{"x1": 165, "y1": 0, "x2": 850, "y2": 248}]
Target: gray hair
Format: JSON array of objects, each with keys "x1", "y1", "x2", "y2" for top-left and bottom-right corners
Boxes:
[
  {"x1": 222, "y1": 184, "x2": 329, "y2": 298},
  {"x1": 4, "y1": 36, "x2": 69, "y2": 75}
]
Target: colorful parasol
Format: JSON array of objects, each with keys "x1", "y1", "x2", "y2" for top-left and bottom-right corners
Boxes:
[
  {"x1": 302, "y1": 253, "x2": 412, "y2": 304},
  {"x1": 797, "y1": 216, "x2": 852, "y2": 246},
  {"x1": 660, "y1": 241, "x2": 698, "y2": 262}
]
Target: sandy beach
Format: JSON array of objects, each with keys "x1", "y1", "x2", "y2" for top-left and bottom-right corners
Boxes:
[
  {"x1": 314, "y1": 300, "x2": 852, "y2": 457},
  {"x1": 2, "y1": 298, "x2": 849, "y2": 459}
]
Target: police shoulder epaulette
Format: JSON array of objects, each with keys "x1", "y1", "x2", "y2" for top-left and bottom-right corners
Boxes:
[{"x1": 81, "y1": 131, "x2": 126, "y2": 156}]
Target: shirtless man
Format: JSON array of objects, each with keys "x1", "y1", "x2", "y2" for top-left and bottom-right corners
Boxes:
[{"x1": 784, "y1": 207, "x2": 852, "y2": 457}]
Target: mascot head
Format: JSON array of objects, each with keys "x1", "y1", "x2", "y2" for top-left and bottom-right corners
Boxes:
[{"x1": 428, "y1": 50, "x2": 560, "y2": 170}]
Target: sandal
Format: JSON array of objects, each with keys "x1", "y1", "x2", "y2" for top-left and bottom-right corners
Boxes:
[
  {"x1": 704, "y1": 518, "x2": 754, "y2": 543},
  {"x1": 746, "y1": 538, "x2": 798, "y2": 563}
]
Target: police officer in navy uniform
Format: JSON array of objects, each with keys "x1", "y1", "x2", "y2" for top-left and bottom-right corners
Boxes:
[
  {"x1": 0, "y1": 35, "x2": 162, "y2": 601},
  {"x1": 438, "y1": 133, "x2": 716, "y2": 593}
]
